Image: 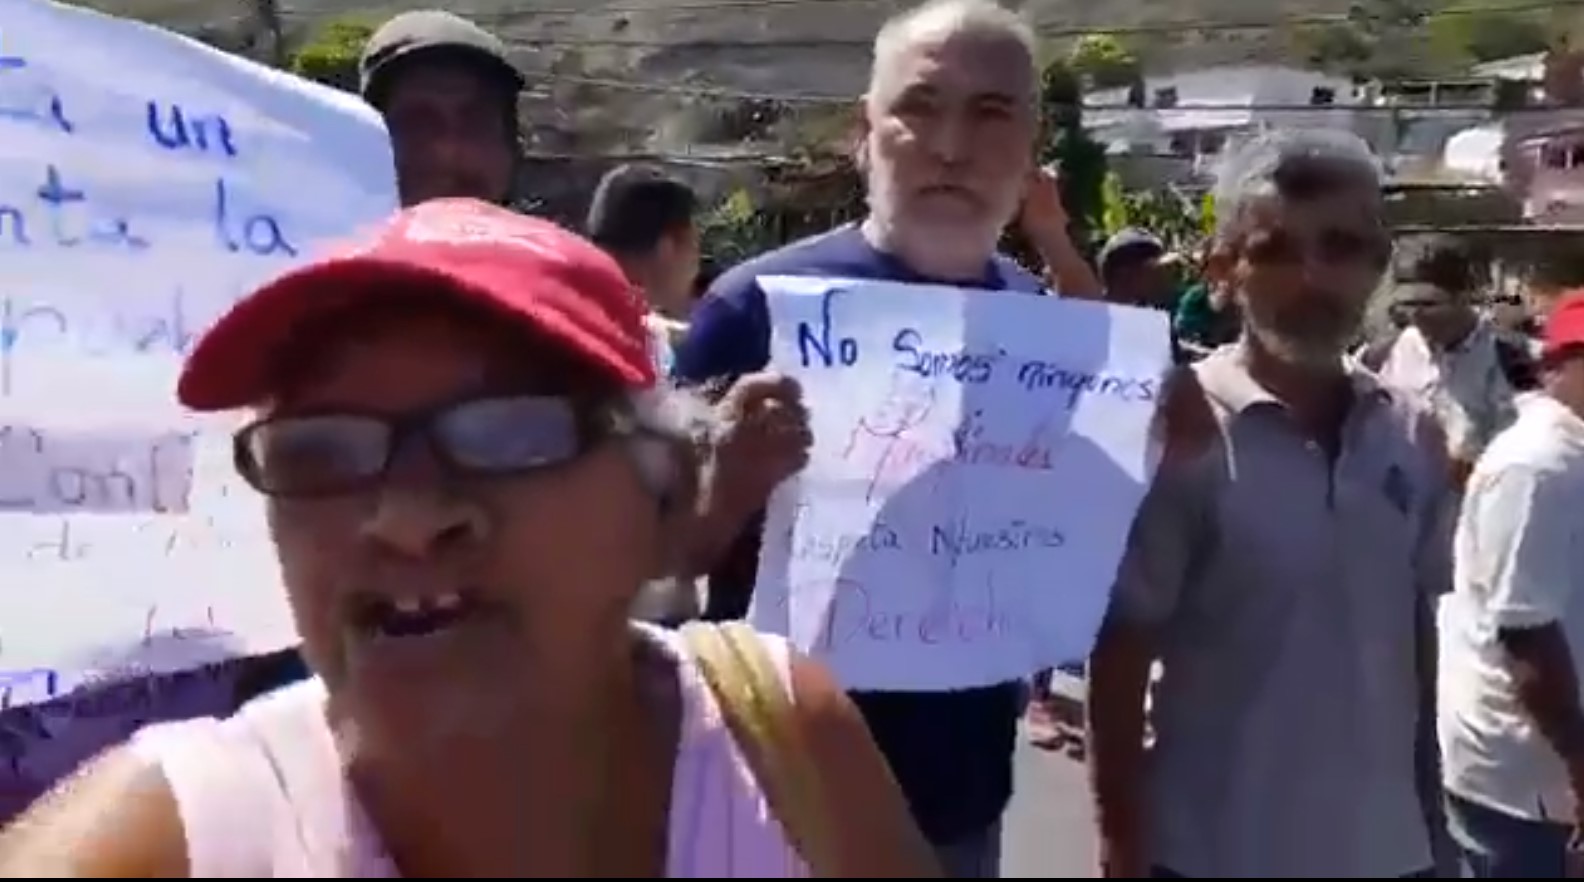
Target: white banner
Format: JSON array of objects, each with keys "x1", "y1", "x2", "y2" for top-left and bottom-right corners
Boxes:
[{"x1": 0, "y1": 0, "x2": 398, "y2": 705}]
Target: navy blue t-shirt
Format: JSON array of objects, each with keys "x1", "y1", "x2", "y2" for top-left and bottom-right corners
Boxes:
[{"x1": 675, "y1": 223, "x2": 1040, "y2": 843}]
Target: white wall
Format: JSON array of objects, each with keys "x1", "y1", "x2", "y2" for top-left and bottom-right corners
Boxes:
[{"x1": 1083, "y1": 65, "x2": 1359, "y2": 160}]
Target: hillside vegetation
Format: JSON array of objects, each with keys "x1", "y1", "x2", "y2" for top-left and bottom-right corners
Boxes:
[{"x1": 87, "y1": 0, "x2": 1577, "y2": 153}]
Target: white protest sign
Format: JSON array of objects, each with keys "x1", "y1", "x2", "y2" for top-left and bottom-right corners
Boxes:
[
  {"x1": 0, "y1": 0, "x2": 398, "y2": 707},
  {"x1": 750, "y1": 277, "x2": 1170, "y2": 691}
]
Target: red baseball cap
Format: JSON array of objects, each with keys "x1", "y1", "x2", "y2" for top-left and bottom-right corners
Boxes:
[
  {"x1": 1543, "y1": 289, "x2": 1584, "y2": 363},
  {"x1": 178, "y1": 198, "x2": 656, "y2": 411}
]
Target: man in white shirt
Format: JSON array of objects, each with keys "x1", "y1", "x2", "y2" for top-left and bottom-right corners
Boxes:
[
  {"x1": 1369, "y1": 235, "x2": 1520, "y2": 484},
  {"x1": 1440, "y1": 291, "x2": 1584, "y2": 876}
]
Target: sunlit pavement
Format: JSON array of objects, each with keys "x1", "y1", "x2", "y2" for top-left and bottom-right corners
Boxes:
[{"x1": 1002, "y1": 733, "x2": 1098, "y2": 878}]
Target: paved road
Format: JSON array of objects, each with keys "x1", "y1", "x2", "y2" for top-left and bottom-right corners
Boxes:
[{"x1": 1001, "y1": 736, "x2": 1098, "y2": 878}]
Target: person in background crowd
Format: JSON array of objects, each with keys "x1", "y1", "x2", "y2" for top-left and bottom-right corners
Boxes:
[
  {"x1": 1489, "y1": 292, "x2": 1540, "y2": 361},
  {"x1": 1097, "y1": 229, "x2": 1175, "y2": 310},
  {"x1": 676, "y1": 1, "x2": 1094, "y2": 874},
  {"x1": 1095, "y1": 229, "x2": 1193, "y2": 363},
  {"x1": 1087, "y1": 129, "x2": 1453, "y2": 878},
  {"x1": 1438, "y1": 292, "x2": 1584, "y2": 878},
  {"x1": 0, "y1": 200, "x2": 937, "y2": 878},
  {"x1": 1524, "y1": 248, "x2": 1584, "y2": 326},
  {"x1": 1364, "y1": 235, "x2": 1522, "y2": 484},
  {"x1": 359, "y1": 10, "x2": 525, "y2": 208},
  {"x1": 586, "y1": 163, "x2": 708, "y2": 625},
  {"x1": 1173, "y1": 250, "x2": 1242, "y2": 359},
  {"x1": 585, "y1": 163, "x2": 704, "y2": 373}
]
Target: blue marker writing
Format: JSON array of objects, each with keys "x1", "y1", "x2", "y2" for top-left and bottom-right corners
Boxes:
[
  {"x1": 213, "y1": 178, "x2": 296, "y2": 257},
  {"x1": 0, "y1": 297, "x2": 66, "y2": 394},
  {"x1": 36, "y1": 165, "x2": 149, "y2": 250},
  {"x1": 795, "y1": 289, "x2": 858, "y2": 368},
  {"x1": 892, "y1": 328, "x2": 1001, "y2": 384},
  {"x1": 0, "y1": 37, "x2": 73, "y2": 133},
  {"x1": 146, "y1": 101, "x2": 238, "y2": 158}
]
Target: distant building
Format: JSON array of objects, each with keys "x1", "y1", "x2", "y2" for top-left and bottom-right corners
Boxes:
[
  {"x1": 1435, "y1": 50, "x2": 1584, "y2": 223},
  {"x1": 1471, "y1": 52, "x2": 1547, "y2": 84},
  {"x1": 1358, "y1": 78, "x2": 1498, "y2": 182},
  {"x1": 1471, "y1": 47, "x2": 1584, "y2": 106},
  {"x1": 1083, "y1": 65, "x2": 1358, "y2": 185},
  {"x1": 1502, "y1": 113, "x2": 1584, "y2": 224}
]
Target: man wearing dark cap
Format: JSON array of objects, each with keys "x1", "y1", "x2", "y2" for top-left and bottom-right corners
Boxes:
[
  {"x1": 1097, "y1": 228, "x2": 1173, "y2": 310},
  {"x1": 358, "y1": 10, "x2": 525, "y2": 207}
]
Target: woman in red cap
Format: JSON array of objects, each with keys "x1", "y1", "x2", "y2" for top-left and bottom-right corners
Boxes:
[{"x1": 0, "y1": 200, "x2": 936, "y2": 877}]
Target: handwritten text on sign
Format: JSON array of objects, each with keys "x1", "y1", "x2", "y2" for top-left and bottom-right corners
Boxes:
[
  {"x1": 750, "y1": 276, "x2": 1170, "y2": 691},
  {"x1": 0, "y1": 0, "x2": 397, "y2": 706}
]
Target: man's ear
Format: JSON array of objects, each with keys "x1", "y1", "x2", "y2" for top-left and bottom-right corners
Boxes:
[{"x1": 850, "y1": 99, "x2": 871, "y2": 173}]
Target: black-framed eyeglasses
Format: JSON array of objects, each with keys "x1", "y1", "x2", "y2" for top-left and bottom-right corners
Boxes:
[{"x1": 234, "y1": 395, "x2": 619, "y2": 498}]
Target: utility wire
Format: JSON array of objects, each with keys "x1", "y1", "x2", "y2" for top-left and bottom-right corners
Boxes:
[
  {"x1": 529, "y1": 69, "x2": 1571, "y2": 113},
  {"x1": 232, "y1": 0, "x2": 1584, "y2": 46}
]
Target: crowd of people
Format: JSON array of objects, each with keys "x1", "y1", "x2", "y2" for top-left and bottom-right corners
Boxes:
[{"x1": 0, "y1": 0, "x2": 1583, "y2": 877}]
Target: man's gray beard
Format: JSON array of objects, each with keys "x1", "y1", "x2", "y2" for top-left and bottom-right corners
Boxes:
[{"x1": 1246, "y1": 320, "x2": 1350, "y2": 372}]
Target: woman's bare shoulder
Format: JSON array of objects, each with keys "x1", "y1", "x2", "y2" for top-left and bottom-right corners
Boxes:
[{"x1": 0, "y1": 746, "x2": 188, "y2": 877}]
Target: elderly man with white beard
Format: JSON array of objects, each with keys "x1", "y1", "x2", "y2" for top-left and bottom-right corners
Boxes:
[{"x1": 674, "y1": 0, "x2": 1096, "y2": 875}]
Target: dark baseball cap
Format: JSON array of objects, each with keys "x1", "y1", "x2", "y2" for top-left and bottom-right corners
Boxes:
[
  {"x1": 359, "y1": 11, "x2": 526, "y2": 107},
  {"x1": 1097, "y1": 228, "x2": 1166, "y2": 277}
]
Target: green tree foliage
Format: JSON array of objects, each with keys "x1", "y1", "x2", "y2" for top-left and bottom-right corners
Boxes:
[
  {"x1": 1068, "y1": 34, "x2": 1142, "y2": 91},
  {"x1": 1295, "y1": 21, "x2": 1375, "y2": 74},
  {"x1": 1099, "y1": 172, "x2": 1211, "y2": 253},
  {"x1": 998, "y1": 58, "x2": 1109, "y2": 275},
  {"x1": 1301, "y1": 0, "x2": 1553, "y2": 77},
  {"x1": 697, "y1": 189, "x2": 779, "y2": 268},
  {"x1": 1427, "y1": 6, "x2": 1550, "y2": 64},
  {"x1": 289, "y1": 18, "x2": 373, "y2": 92}
]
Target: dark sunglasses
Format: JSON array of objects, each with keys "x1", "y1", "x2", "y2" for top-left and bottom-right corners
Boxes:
[{"x1": 234, "y1": 395, "x2": 618, "y2": 498}]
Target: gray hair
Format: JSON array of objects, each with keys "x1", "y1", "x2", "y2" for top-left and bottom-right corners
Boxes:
[
  {"x1": 1211, "y1": 128, "x2": 1383, "y2": 239},
  {"x1": 867, "y1": 0, "x2": 1038, "y2": 110},
  {"x1": 621, "y1": 383, "x2": 717, "y2": 506}
]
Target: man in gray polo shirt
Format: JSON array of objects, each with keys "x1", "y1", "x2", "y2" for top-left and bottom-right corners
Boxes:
[{"x1": 1087, "y1": 130, "x2": 1454, "y2": 878}]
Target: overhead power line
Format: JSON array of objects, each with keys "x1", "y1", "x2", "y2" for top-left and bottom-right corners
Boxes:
[
  {"x1": 255, "y1": 0, "x2": 1584, "y2": 47},
  {"x1": 290, "y1": 0, "x2": 883, "y2": 16},
  {"x1": 530, "y1": 70, "x2": 1571, "y2": 113}
]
